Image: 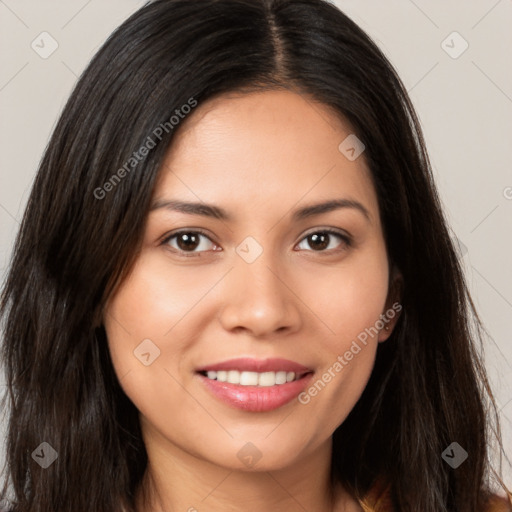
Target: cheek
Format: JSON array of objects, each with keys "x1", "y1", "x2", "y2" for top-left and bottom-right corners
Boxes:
[
  {"x1": 104, "y1": 250, "x2": 224, "y2": 368},
  {"x1": 102, "y1": 256, "x2": 205, "y2": 431},
  {"x1": 292, "y1": 244, "x2": 388, "y2": 430},
  {"x1": 300, "y1": 348, "x2": 376, "y2": 442},
  {"x1": 102, "y1": 253, "x2": 197, "y2": 394},
  {"x1": 106, "y1": 253, "x2": 203, "y2": 337},
  {"x1": 299, "y1": 243, "x2": 389, "y2": 347}
]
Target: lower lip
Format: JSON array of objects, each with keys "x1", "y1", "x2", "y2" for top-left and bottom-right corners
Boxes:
[{"x1": 197, "y1": 373, "x2": 314, "y2": 412}]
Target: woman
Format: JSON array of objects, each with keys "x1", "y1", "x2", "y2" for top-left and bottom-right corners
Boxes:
[{"x1": 0, "y1": 0, "x2": 510, "y2": 510}]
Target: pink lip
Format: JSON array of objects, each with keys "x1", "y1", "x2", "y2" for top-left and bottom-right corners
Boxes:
[
  {"x1": 196, "y1": 357, "x2": 311, "y2": 374},
  {"x1": 196, "y1": 358, "x2": 314, "y2": 412}
]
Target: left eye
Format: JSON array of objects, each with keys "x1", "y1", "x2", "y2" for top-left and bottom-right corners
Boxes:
[
  {"x1": 162, "y1": 229, "x2": 351, "y2": 257},
  {"x1": 296, "y1": 230, "x2": 351, "y2": 252}
]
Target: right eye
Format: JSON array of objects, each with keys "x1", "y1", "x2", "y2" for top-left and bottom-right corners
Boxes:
[{"x1": 161, "y1": 229, "x2": 221, "y2": 257}]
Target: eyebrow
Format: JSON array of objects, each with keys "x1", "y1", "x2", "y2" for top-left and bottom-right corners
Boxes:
[{"x1": 149, "y1": 198, "x2": 371, "y2": 224}]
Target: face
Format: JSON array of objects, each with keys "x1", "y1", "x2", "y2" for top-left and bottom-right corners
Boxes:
[{"x1": 103, "y1": 89, "x2": 400, "y2": 472}]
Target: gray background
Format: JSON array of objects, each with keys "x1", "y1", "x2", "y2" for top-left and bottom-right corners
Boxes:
[{"x1": 0, "y1": 0, "x2": 511, "y2": 492}]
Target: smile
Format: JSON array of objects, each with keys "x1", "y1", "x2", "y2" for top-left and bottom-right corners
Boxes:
[{"x1": 196, "y1": 358, "x2": 314, "y2": 412}]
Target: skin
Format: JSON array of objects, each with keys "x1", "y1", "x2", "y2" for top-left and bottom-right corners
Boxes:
[{"x1": 103, "y1": 89, "x2": 402, "y2": 512}]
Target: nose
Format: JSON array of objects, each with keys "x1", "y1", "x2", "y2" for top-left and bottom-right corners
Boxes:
[{"x1": 217, "y1": 253, "x2": 303, "y2": 338}]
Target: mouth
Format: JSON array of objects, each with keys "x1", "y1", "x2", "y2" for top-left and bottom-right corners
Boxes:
[{"x1": 195, "y1": 358, "x2": 314, "y2": 412}]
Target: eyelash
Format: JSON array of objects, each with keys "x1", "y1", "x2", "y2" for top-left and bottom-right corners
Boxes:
[{"x1": 160, "y1": 228, "x2": 352, "y2": 258}]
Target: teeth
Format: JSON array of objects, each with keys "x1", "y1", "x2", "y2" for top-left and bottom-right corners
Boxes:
[
  {"x1": 227, "y1": 370, "x2": 239, "y2": 384},
  {"x1": 258, "y1": 372, "x2": 275, "y2": 387},
  {"x1": 203, "y1": 370, "x2": 300, "y2": 386},
  {"x1": 275, "y1": 371, "x2": 287, "y2": 385},
  {"x1": 240, "y1": 371, "x2": 259, "y2": 385}
]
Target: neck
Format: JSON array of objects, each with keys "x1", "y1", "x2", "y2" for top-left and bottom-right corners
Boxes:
[{"x1": 134, "y1": 421, "x2": 349, "y2": 512}]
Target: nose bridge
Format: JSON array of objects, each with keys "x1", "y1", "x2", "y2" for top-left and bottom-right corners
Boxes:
[
  {"x1": 217, "y1": 240, "x2": 301, "y2": 336},
  {"x1": 238, "y1": 248, "x2": 282, "y2": 301}
]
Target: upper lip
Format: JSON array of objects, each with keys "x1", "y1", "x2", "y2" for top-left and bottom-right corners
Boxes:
[{"x1": 196, "y1": 357, "x2": 312, "y2": 374}]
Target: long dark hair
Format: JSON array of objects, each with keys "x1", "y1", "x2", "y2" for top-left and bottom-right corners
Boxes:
[{"x1": 1, "y1": 0, "x2": 509, "y2": 510}]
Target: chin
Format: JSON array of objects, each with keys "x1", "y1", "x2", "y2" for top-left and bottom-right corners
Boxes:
[{"x1": 198, "y1": 435, "x2": 319, "y2": 473}]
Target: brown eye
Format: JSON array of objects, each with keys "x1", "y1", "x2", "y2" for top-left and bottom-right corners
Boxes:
[
  {"x1": 296, "y1": 230, "x2": 351, "y2": 253},
  {"x1": 175, "y1": 232, "x2": 201, "y2": 251},
  {"x1": 307, "y1": 233, "x2": 330, "y2": 251},
  {"x1": 163, "y1": 230, "x2": 218, "y2": 256}
]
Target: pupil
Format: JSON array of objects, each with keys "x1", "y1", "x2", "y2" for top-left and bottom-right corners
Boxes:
[
  {"x1": 309, "y1": 233, "x2": 329, "y2": 251},
  {"x1": 177, "y1": 233, "x2": 200, "y2": 251}
]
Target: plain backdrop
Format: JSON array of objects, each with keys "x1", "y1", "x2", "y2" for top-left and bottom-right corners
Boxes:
[{"x1": 0, "y1": 0, "x2": 511, "y2": 492}]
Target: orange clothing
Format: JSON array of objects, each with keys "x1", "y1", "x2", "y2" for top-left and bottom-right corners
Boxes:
[{"x1": 357, "y1": 480, "x2": 512, "y2": 511}]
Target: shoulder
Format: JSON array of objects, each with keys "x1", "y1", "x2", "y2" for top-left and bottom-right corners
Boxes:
[
  {"x1": 483, "y1": 493, "x2": 512, "y2": 511},
  {"x1": 357, "y1": 478, "x2": 392, "y2": 511},
  {"x1": 357, "y1": 480, "x2": 512, "y2": 512}
]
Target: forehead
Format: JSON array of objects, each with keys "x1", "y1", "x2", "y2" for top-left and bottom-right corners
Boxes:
[{"x1": 153, "y1": 90, "x2": 379, "y2": 226}]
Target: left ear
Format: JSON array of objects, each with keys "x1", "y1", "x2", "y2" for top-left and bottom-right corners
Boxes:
[{"x1": 378, "y1": 265, "x2": 403, "y2": 343}]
